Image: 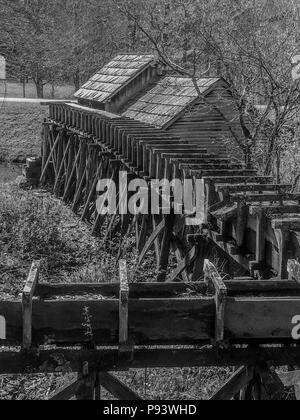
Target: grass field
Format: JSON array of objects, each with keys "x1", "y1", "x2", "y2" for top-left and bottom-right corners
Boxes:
[
  {"x1": 0, "y1": 81, "x2": 75, "y2": 99},
  {"x1": 0, "y1": 102, "x2": 47, "y2": 162}
]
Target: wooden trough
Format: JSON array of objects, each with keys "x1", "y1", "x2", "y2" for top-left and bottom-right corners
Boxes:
[
  {"x1": 1, "y1": 260, "x2": 300, "y2": 400},
  {"x1": 1, "y1": 261, "x2": 300, "y2": 349}
]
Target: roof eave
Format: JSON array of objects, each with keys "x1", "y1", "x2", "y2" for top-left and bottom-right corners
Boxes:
[{"x1": 161, "y1": 78, "x2": 227, "y2": 130}]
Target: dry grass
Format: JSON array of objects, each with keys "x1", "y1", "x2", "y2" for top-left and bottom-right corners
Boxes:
[
  {"x1": 0, "y1": 183, "x2": 118, "y2": 297},
  {"x1": 0, "y1": 102, "x2": 47, "y2": 162}
]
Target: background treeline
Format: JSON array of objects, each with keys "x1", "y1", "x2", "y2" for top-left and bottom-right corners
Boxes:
[{"x1": 0, "y1": 0, "x2": 299, "y2": 183}]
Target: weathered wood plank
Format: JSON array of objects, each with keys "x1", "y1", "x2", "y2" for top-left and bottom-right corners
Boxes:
[
  {"x1": 256, "y1": 364, "x2": 285, "y2": 400},
  {"x1": 225, "y1": 297, "x2": 300, "y2": 340},
  {"x1": 0, "y1": 298, "x2": 216, "y2": 346},
  {"x1": 49, "y1": 377, "x2": 79, "y2": 400},
  {"x1": 2, "y1": 347, "x2": 300, "y2": 374},
  {"x1": 22, "y1": 261, "x2": 40, "y2": 350},
  {"x1": 168, "y1": 246, "x2": 197, "y2": 282},
  {"x1": 138, "y1": 219, "x2": 165, "y2": 267},
  {"x1": 204, "y1": 260, "x2": 227, "y2": 344},
  {"x1": 35, "y1": 278, "x2": 300, "y2": 300},
  {"x1": 157, "y1": 214, "x2": 174, "y2": 283},
  {"x1": 99, "y1": 372, "x2": 142, "y2": 400},
  {"x1": 40, "y1": 132, "x2": 61, "y2": 183},
  {"x1": 119, "y1": 260, "x2": 129, "y2": 348},
  {"x1": 288, "y1": 260, "x2": 300, "y2": 283}
]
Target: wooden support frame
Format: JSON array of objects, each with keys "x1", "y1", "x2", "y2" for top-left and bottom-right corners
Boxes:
[
  {"x1": 138, "y1": 219, "x2": 165, "y2": 268},
  {"x1": 22, "y1": 261, "x2": 41, "y2": 351},
  {"x1": 169, "y1": 245, "x2": 197, "y2": 282}
]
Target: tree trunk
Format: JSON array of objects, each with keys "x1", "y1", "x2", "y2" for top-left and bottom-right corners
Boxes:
[
  {"x1": 276, "y1": 149, "x2": 281, "y2": 184},
  {"x1": 22, "y1": 80, "x2": 26, "y2": 98},
  {"x1": 35, "y1": 79, "x2": 44, "y2": 98},
  {"x1": 73, "y1": 70, "x2": 80, "y2": 91},
  {"x1": 51, "y1": 83, "x2": 55, "y2": 99}
]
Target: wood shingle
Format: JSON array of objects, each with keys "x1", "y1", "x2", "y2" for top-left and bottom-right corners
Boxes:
[
  {"x1": 122, "y1": 76, "x2": 221, "y2": 128},
  {"x1": 75, "y1": 54, "x2": 156, "y2": 108}
]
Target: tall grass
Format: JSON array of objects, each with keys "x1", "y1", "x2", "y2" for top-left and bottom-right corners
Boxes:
[{"x1": 0, "y1": 184, "x2": 118, "y2": 294}]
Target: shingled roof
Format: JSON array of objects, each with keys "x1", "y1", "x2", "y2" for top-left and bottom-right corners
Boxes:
[
  {"x1": 122, "y1": 76, "x2": 221, "y2": 128},
  {"x1": 75, "y1": 54, "x2": 155, "y2": 104}
]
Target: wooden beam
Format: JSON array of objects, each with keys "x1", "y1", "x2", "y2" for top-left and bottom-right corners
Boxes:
[
  {"x1": 157, "y1": 214, "x2": 175, "y2": 282},
  {"x1": 2, "y1": 296, "x2": 215, "y2": 346},
  {"x1": 168, "y1": 246, "x2": 197, "y2": 282},
  {"x1": 2, "y1": 347, "x2": 300, "y2": 374},
  {"x1": 138, "y1": 219, "x2": 165, "y2": 267},
  {"x1": 204, "y1": 260, "x2": 227, "y2": 344},
  {"x1": 53, "y1": 139, "x2": 71, "y2": 196},
  {"x1": 288, "y1": 260, "x2": 300, "y2": 283},
  {"x1": 22, "y1": 261, "x2": 40, "y2": 350},
  {"x1": 35, "y1": 279, "x2": 300, "y2": 301},
  {"x1": 138, "y1": 215, "x2": 149, "y2": 254},
  {"x1": 40, "y1": 132, "x2": 61, "y2": 183},
  {"x1": 99, "y1": 372, "x2": 142, "y2": 400},
  {"x1": 256, "y1": 364, "x2": 285, "y2": 400},
  {"x1": 49, "y1": 377, "x2": 79, "y2": 400},
  {"x1": 216, "y1": 184, "x2": 292, "y2": 194},
  {"x1": 75, "y1": 362, "x2": 97, "y2": 400},
  {"x1": 230, "y1": 193, "x2": 300, "y2": 203},
  {"x1": 250, "y1": 208, "x2": 267, "y2": 277},
  {"x1": 210, "y1": 367, "x2": 254, "y2": 400},
  {"x1": 273, "y1": 225, "x2": 290, "y2": 279},
  {"x1": 119, "y1": 260, "x2": 129, "y2": 350},
  {"x1": 225, "y1": 296, "x2": 300, "y2": 340},
  {"x1": 235, "y1": 201, "x2": 248, "y2": 248}
]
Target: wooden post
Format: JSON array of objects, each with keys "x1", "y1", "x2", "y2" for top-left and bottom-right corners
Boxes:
[
  {"x1": 75, "y1": 362, "x2": 97, "y2": 400},
  {"x1": 235, "y1": 201, "x2": 248, "y2": 250},
  {"x1": 204, "y1": 260, "x2": 227, "y2": 345},
  {"x1": 190, "y1": 234, "x2": 208, "y2": 282},
  {"x1": 288, "y1": 260, "x2": 300, "y2": 283},
  {"x1": 250, "y1": 208, "x2": 267, "y2": 277},
  {"x1": 119, "y1": 260, "x2": 129, "y2": 351},
  {"x1": 22, "y1": 261, "x2": 40, "y2": 351},
  {"x1": 157, "y1": 213, "x2": 175, "y2": 282},
  {"x1": 273, "y1": 224, "x2": 290, "y2": 279}
]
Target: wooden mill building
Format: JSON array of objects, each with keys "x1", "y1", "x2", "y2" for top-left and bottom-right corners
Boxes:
[{"x1": 75, "y1": 54, "x2": 242, "y2": 158}]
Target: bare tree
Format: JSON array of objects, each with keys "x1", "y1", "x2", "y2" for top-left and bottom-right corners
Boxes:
[{"x1": 113, "y1": 0, "x2": 300, "y2": 176}]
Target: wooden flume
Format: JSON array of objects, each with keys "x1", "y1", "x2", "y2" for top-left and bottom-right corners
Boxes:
[{"x1": 0, "y1": 101, "x2": 300, "y2": 400}]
